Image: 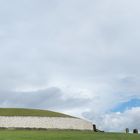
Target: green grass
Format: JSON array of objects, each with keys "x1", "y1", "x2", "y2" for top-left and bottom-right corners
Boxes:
[
  {"x1": 0, "y1": 108, "x2": 72, "y2": 117},
  {"x1": 0, "y1": 130, "x2": 139, "y2": 140}
]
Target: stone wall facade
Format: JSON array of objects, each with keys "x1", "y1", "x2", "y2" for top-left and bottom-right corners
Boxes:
[{"x1": 0, "y1": 116, "x2": 93, "y2": 130}]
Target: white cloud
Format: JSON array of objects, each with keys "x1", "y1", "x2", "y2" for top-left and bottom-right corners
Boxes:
[{"x1": 83, "y1": 107, "x2": 140, "y2": 132}]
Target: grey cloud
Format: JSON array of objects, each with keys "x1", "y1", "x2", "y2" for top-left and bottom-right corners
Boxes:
[
  {"x1": 0, "y1": 87, "x2": 91, "y2": 114},
  {"x1": 0, "y1": 0, "x2": 140, "y2": 131}
]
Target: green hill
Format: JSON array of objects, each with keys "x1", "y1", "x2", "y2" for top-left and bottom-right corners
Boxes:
[{"x1": 0, "y1": 108, "x2": 72, "y2": 117}]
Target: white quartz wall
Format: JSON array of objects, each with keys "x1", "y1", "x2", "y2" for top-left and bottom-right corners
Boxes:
[{"x1": 0, "y1": 117, "x2": 93, "y2": 130}]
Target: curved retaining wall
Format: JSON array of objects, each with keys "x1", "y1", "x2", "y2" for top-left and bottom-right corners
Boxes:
[{"x1": 0, "y1": 116, "x2": 93, "y2": 130}]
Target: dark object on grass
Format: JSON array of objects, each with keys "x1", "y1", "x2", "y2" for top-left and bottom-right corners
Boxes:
[
  {"x1": 93, "y1": 124, "x2": 96, "y2": 131},
  {"x1": 133, "y1": 129, "x2": 138, "y2": 134},
  {"x1": 93, "y1": 124, "x2": 104, "y2": 132},
  {"x1": 125, "y1": 128, "x2": 129, "y2": 133}
]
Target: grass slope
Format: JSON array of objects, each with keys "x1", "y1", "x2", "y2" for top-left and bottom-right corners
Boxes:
[
  {"x1": 0, "y1": 130, "x2": 139, "y2": 140},
  {"x1": 0, "y1": 108, "x2": 72, "y2": 117}
]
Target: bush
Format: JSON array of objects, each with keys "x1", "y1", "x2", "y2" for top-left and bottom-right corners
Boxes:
[{"x1": 133, "y1": 129, "x2": 138, "y2": 134}]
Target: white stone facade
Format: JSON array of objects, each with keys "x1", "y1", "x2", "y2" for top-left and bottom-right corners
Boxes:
[{"x1": 0, "y1": 116, "x2": 93, "y2": 130}]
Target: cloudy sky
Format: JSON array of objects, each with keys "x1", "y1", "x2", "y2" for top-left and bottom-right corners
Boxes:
[{"x1": 0, "y1": 0, "x2": 140, "y2": 132}]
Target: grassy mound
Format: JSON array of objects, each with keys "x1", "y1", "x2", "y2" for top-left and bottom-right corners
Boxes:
[{"x1": 0, "y1": 108, "x2": 72, "y2": 117}]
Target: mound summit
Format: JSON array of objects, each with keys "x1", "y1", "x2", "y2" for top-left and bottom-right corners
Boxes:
[{"x1": 0, "y1": 108, "x2": 72, "y2": 117}]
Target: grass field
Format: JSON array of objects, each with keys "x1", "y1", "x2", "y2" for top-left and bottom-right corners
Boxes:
[
  {"x1": 0, "y1": 130, "x2": 139, "y2": 140},
  {"x1": 0, "y1": 108, "x2": 72, "y2": 117}
]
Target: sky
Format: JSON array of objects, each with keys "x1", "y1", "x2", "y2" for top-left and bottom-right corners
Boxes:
[{"x1": 0, "y1": 0, "x2": 140, "y2": 132}]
